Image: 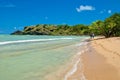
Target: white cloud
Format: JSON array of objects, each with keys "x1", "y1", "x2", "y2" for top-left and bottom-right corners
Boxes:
[
  {"x1": 100, "y1": 9, "x2": 106, "y2": 14},
  {"x1": 0, "y1": 4, "x2": 16, "y2": 8},
  {"x1": 14, "y1": 27, "x2": 17, "y2": 30},
  {"x1": 100, "y1": 11, "x2": 103, "y2": 14},
  {"x1": 108, "y1": 10, "x2": 112, "y2": 14},
  {"x1": 100, "y1": 9, "x2": 112, "y2": 14},
  {"x1": 76, "y1": 5, "x2": 95, "y2": 12},
  {"x1": 45, "y1": 16, "x2": 48, "y2": 20},
  {"x1": 62, "y1": 22, "x2": 67, "y2": 25},
  {"x1": 5, "y1": 4, "x2": 15, "y2": 7}
]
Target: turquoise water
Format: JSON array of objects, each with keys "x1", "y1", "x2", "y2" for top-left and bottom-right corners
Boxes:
[{"x1": 0, "y1": 35, "x2": 88, "y2": 80}]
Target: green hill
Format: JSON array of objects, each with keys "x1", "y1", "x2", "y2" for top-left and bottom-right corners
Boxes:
[{"x1": 11, "y1": 13, "x2": 120, "y2": 37}]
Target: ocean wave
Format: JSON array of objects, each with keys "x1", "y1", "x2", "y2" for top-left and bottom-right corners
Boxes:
[
  {"x1": 0, "y1": 38, "x2": 74, "y2": 45},
  {"x1": 64, "y1": 43, "x2": 88, "y2": 80},
  {"x1": 64, "y1": 58, "x2": 80, "y2": 80}
]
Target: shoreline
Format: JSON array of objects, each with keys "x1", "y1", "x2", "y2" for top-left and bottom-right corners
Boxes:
[
  {"x1": 63, "y1": 37, "x2": 120, "y2": 80},
  {"x1": 82, "y1": 37, "x2": 120, "y2": 80},
  {"x1": 44, "y1": 41, "x2": 89, "y2": 80},
  {"x1": 41, "y1": 37, "x2": 120, "y2": 80}
]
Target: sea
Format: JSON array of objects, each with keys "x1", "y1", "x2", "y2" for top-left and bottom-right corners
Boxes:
[{"x1": 0, "y1": 35, "x2": 89, "y2": 80}]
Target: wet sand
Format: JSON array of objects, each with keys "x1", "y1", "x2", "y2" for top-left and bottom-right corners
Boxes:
[
  {"x1": 82, "y1": 37, "x2": 120, "y2": 80},
  {"x1": 42, "y1": 37, "x2": 120, "y2": 80}
]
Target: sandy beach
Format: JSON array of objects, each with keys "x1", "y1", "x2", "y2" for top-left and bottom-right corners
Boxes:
[
  {"x1": 82, "y1": 37, "x2": 120, "y2": 80},
  {"x1": 47, "y1": 37, "x2": 120, "y2": 80}
]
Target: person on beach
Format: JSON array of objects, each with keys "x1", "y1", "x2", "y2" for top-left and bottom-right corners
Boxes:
[
  {"x1": 92, "y1": 33, "x2": 95, "y2": 38},
  {"x1": 90, "y1": 34, "x2": 92, "y2": 39},
  {"x1": 90, "y1": 33, "x2": 95, "y2": 39}
]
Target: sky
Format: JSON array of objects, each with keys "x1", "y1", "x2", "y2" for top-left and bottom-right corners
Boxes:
[{"x1": 0, "y1": 0, "x2": 120, "y2": 34}]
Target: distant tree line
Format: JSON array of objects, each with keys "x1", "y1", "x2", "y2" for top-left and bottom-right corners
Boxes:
[
  {"x1": 11, "y1": 24, "x2": 89, "y2": 36},
  {"x1": 11, "y1": 13, "x2": 120, "y2": 38}
]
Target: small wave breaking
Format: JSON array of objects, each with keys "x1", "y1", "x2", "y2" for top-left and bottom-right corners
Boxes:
[
  {"x1": 0, "y1": 38, "x2": 73, "y2": 45},
  {"x1": 64, "y1": 58, "x2": 80, "y2": 80},
  {"x1": 64, "y1": 44, "x2": 88, "y2": 80}
]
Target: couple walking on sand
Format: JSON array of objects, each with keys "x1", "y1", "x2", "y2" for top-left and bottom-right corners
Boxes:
[{"x1": 90, "y1": 33, "x2": 95, "y2": 39}]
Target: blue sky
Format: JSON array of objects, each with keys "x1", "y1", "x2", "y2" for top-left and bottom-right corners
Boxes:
[{"x1": 0, "y1": 0, "x2": 120, "y2": 33}]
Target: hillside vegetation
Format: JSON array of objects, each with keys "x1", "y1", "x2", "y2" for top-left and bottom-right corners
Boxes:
[{"x1": 12, "y1": 13, "x2": 120, "y2": 38}]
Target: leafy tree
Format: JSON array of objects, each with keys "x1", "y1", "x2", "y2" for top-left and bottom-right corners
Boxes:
[
  {"x1": 104, "y1": 13, "x2": 120, "y2": 37},
  {"x1": 88, "y1": 20, "x2": 103, "y2": 35},
  {"x1": 89, "y1": 13, "x2": 120, "y2": 37}
]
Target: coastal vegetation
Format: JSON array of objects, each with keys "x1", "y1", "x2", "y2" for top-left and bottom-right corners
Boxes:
[
  {"x1": 89, "y1": 13, "x2": 120, "y2": 38},
  {"x1": 12, "y1": 13, "x2": 120, "y2": 38},
  {"x1": 11, "y1": 24, "x2": 89, "y2": 36}
]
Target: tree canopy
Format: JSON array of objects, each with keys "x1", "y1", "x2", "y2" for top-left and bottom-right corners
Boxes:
[{"x1": 88, "y1": 13, "x2": 120, "y2": 37}]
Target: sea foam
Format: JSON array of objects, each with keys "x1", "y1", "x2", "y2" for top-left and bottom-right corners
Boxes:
[
  {"x1": 64, "y1": 42, "x2": 88, "y2": 80},
  {"x1": 0, "y1": 38, "x2": 73, "y2": 45}
]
